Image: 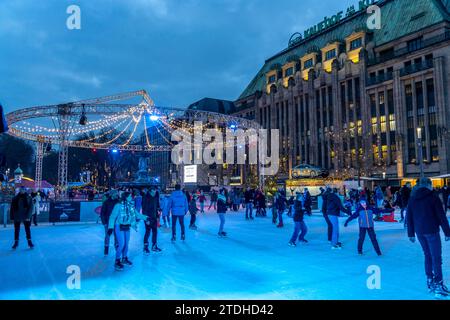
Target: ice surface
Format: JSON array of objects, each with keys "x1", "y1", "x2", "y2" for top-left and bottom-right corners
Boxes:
[{"x1": 0, "y1": 209, "x2": 448, "y2": 300}]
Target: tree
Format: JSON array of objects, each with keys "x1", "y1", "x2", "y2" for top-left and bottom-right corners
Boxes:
[{"x1": 0, "y1": 134, "x2": 35, "y2": 177}]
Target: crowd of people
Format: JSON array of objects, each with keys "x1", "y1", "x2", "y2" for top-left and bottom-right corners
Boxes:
[{"x1": 5, "y1": 179, "x2": 450, "y2": 298}]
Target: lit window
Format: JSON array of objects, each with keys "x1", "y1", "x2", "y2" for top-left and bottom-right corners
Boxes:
[
  {"x1": 325, "y1": 49, "x2": 337, "y2": 61},
  {"x1": 304, "y1": 59, "x2": 314, "y2": 69},
  {"x1": 285, "y1": 67, "x2": 294, "y2": 77},
  {"x1": 268, "y1": 75, "x2": 276, "y2": 84},
  {"x1": 350, "y1": 38, "x2": 362, "y2": 50}
]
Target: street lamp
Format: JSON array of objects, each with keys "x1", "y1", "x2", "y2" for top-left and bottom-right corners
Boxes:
[{"x1": 417, "y1": 127, "x2": 425, "y2": 179}]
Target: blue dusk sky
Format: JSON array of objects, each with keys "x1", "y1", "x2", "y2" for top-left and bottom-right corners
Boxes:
[{"x1": 0, "y1": 0, "x2": 355, "y2": 112}]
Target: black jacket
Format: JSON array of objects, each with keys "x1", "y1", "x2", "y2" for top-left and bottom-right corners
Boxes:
[
  {"x1": 142, "y1": 194, "x2": 160, "y2": 220},
  {"x1": 10, "y1": 193, "x2": 32, "y2": 222},
  {"x1": 100, "y1": 198, "x2": 119, "y2": 225},
  {"x1": 407, "y1": 187, "x2": 450, "y2": 238},
  {"x1": 400, "y1": 186, "x2": 411, "y2": 208},
  {"x1": 325, "y1": 193, "x2": 350, "y2": 217},
  {"x1": 293, "y1": 200, "x2": 306, "y2": 222},
  {"x1": 320, "y1": 190, "x2": 329, "y2": 215},
  {"x1": 217, "y1": 196, "x2": 228, "y2": 214},
  {"x1": 244, "y1": 190, "x2": 255, "y2": 204}
]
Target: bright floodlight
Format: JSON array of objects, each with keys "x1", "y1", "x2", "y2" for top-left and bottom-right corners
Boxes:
[{"x1": 150, "y1": 115, "x2": 159, "y2": 121}]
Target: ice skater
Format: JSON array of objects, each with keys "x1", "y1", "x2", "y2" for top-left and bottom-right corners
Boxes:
[
  {"x1": 217, "y1": 189, "x2": 228, "y2": 237},
  {"x1": 100, "y1": 189, "x2": 119, "y2": 256},
  {"x1": 10, "y1": 186, "x2": 34, "y2": 250},
  {"x1": 326, "y1": 188, "x2": 351, "y2": 249},
  {"x1": 165, "y1": 184, "x2": 189, "y2": 242},
  {"x1": 344, "y1": 199, "x2": 392, "y2": 256},
  {"x1": 288, "y1": 192, "x2": 308, "y2": 247},
  {"x1": 274, "y1": 190, "x2": 287, "y2": 228},
  {"x1": 407, "y1": 178, "x2": 450, "y2": 299},
  {"x1": 198, "y1": 191, "x2": 206, "y2": 214},
  {"x1": 142, "y1": 187, "x2": 162, "y2": 254},
  {"x1": 189, "y1": 195, "x2": 199, "y2": 230},
  {"x1": 108, "y1": 192, "x2": 150, "y2": 271},
  {"x1": 160, "y1": 194, "x2": 171, "y2": 228}
]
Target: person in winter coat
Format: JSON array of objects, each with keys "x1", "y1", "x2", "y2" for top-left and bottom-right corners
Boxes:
[
  {"x1": 165, "y1": 184, "x2": 189, "y2": 242},
  {"x1": 209, "y1": 190, "x2": 218, "y2": 210},
  {"x1": 142, "y1": 187, "x2": 162, "y2": 254},
  {"x1": 160, "y1": 194, "x2": 171, "y2": 228},
  {"x1": 399, "y1": 183, "x2": 411, "y2": 223},
  {"x1": 326, "y1": 188, "x2": 351, "y2": 249},
  {"x1": 244, "y1": 187, "x2": 255, "y2": 220},
  {"x1": 198, "y1": 191, "x2": 207, "y2": 214},
  {"x1": 30, "y1": 191, "x2": 41, "y2": 226},
  {"x1": 374, "y1": 186, "x2": 384, "y2": 208},
  {"x1": 287, "y1": 196, "x2": 294, "y2": 217},
  {"x1": 288, "y1": 193, "x2": 308, "y2": 247},
  {"x1": 303, "y1": 188, "x2": 312, "y2": 216},
  {"x1": 407, "y1": 178, "x2": 450, "y2": 298},
  {"x1": 344, "y1": 199, "x2": 393, "y2": 256},
  {"x1": 320, "y1": 187, "x2": 333, "y2": 242},
  {"x1": 274, "y1": 190, "x2": 287, "y2": 228},
  {"x1": 108, "y1": 192, "x2": 150, "y2": 271},
  {"x1": 189, "y1": 195, "x2": 199, "y2": 230},
  {"x1": 10, "y1": 187, "x2": 34, "y2": 249},
  {"x1": 100, "y1": 189, "x2": 119, "y2": 256},
  {"x1": 217, "y1": 189, "x2": 228, "y2": 237}
]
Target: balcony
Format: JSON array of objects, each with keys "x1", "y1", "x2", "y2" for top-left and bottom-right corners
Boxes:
[
  {"x1": 367, "y1": 72, "x2": 393, "y2": 86},
  {"x1": 399, "y1": 59, "x2": 434, "y2": 77},
  {"x1": 368, "y1": 31, "x2": 450, "y2": 66}
]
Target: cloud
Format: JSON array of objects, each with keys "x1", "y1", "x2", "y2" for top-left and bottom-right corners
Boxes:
[{"x1": 131, "y1": 0, "x2": 169, "y2": 18}]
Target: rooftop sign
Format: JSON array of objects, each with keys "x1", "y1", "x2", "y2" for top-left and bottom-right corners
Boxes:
[{"x1": 289, "y1": 0, "x2": 377, "y2": 47}]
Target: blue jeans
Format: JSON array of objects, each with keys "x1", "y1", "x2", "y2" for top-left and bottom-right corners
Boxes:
[
  {"x1": 218, "y1": 213, "x2": 225, "y2": 233},
  {"x1": 417, "y1": 233, "x2": 443, "y2": 283},
  {"x1": 290, "y1": 221, "x2": 308, "y2": 243},
  {"x1": 278, "y1": 209, "x2": 284, "y2": 225},
  {"x1": 114, "y1": 225, "x2": 130, "y2": 260},
  {"x1": 245, "y1": 203, "x2": 253, "y2": 218},
  {"x1": 200, "y1": 202, "x2": 205, "y2": 213},
  {"x1": 328, "y1": 215, "x2": 340, "y2": 246}
]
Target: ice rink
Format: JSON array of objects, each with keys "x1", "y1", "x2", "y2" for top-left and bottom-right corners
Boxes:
[{"x1": 0, "y1": 209, "x2": 449, "y2": 300}]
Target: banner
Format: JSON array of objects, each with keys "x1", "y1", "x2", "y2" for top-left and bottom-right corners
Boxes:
[{"x1": 49, "y1": 202, "x2": 81, "y2": 223}]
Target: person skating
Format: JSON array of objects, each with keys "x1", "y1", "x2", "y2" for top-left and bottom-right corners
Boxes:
[
  {"x1": 217, "y1": 189, "x2": 228, "y2": 237},
  {"x1": 407, "y1": 178, "x2": 450, "y2": 299},
  {"x1": 326, "y1": 188, "x2": 351, "y2": 249},
  {"x1": 244, "y1": 187, "x2": 255, "y2": 220},
  {"x1": 209, "y1": 190, "x2": 218, "y2": 210},
  {"x1": 108, "y1": 192, "x2": 150, "y2": 271},
  {"x1": 399, "y1": 182, "x2": 411, "y2": 224},
  {"x1": 287, "y1": 195, "x2": 294, "y2": 217},
  {"x1": 198, "y1": 191, "x2": 206, "y2": 214},
  {"x1": 275, "y1": 190, "x2": 287, "y2": 228},
  {"x1": 288, "y1": 193, "x2": 308, "y2": 247},
  {"x1": 165, "y1": 184, "x2": 189, "y2": 242},
  {"x1": 142, "y1": 187, "x2": 162, "y2": 254},
  {"x1": 30, "y1": 191, "x2": 41, "y2": 226},
  {"x1": 344, "y1": 199, "x2": 393, "y2": 256},
  {"x1": 100, "y1": 190, "x2": 120, "y2": 256},
  {"x1": 160, "y1": 194, "x2": 171, "y2": 228},
  {"x1": 320, "y1": 187, "x2": 333, "y2": 243},
  {"x1": 189, "y1": 195, "x2": 199, "y2": 230},
  {"x1": 10, "y1": 186, "x2": 34, "y2": 249},
  {"x1": 303, "y1": 188, "x2": 312, "y2": 216}
]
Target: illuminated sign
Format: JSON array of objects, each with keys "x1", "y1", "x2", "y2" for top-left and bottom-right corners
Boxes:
[
  {"x1": 289, "y1": 0, "x2": 377, "y2": 45},
  {"x1": 184, "y1": 165, "x2": 197, "y2": 184}
]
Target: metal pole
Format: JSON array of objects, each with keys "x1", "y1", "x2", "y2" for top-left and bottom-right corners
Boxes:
[{"x1": 417, "y1": 128, "x2": 425, "y2": 179}]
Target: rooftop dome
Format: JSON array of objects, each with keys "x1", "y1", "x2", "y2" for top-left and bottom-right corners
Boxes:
[{"x1": 14, "y1": 164, "x2": 23, "y2": 175}]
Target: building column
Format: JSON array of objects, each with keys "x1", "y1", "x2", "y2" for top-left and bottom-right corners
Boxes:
[
  {"x1": 393, "y1": 70, "x2": 406, "y2": 179},
  {"x1": 308, "y1": 69, "x2": 317, "y2": 165},
  {"x1": 433, "y1": 57, "x2": 450, "y2": 174},
  {"x1": 422, "y1": 75, "x2": 431, "y2": 163}
]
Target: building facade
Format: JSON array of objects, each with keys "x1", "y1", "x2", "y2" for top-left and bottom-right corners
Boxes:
[{"x1": 234, "y1": 0, "x2": 450, "y2": 183}]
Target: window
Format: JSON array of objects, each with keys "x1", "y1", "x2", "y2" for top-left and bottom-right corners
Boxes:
[
  {"x1": 350, "y1": 38, "x2": 362, "y2": 50},
  {"x1": 325, "y1": 49, "x2": 337, "y2": 61},
  {"x1": 268, "y1": 75, "x2": 276, "y2": 84},
  {"x1": 407, "y1": 37, "x2": 423, "y2": 52},
  {"x1": 304, "y1": 58, "x2": 313, "y2": 69},
  {"x1": 285, "y1": 67, "x2": 294, "y2": 77}
]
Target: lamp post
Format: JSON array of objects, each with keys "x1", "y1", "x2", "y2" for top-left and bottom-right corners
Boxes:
[{"x1": 417, "y1": 127, "x2": 425, "y2": 179}]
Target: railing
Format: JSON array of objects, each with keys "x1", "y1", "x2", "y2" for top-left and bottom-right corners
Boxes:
[
  {"x1": 367, "y1": 71, "x2": 393, "y2": 86},
  {"x1": 399, "y1": 59, "x2": 434, "y2": 77},
  {"x1": 368, "y1": 31, "x2": 450, "y2": 66}
]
